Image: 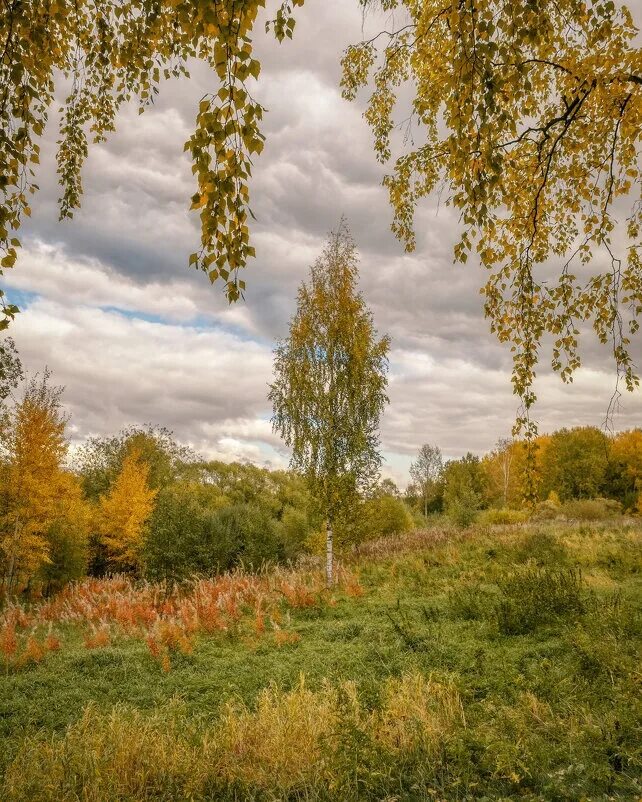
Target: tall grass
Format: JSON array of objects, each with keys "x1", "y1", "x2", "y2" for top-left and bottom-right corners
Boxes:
[{"x1": 3, "y1": 672, "x2": 463, "y2": 801}]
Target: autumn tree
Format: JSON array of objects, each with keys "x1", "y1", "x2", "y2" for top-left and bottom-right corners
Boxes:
[
  {"x1": 481, "y1": 438, "x2": 526, "y2": 508},
  {"x1": 0, "y1": 374, "x2": 74, "y2": 591},
  {"x1": 269, "y1": 225, "x2": 390, "y2": 586},
  {"x1": 343, "y1": 1, "x2": 642, "y2": 465},
  {"x1": 75, "y1": 425, "x2": 195, "y2": 501},
  {"x1": 539, "y1": 426, "x2": 610, "y2": 500},
  {"x1": 409, "y1": 444, "x2": 443, "y2": 517},
  {"x1": 608, "y1": 428, "x2": 642, "y2": 507},
  {"x1": 95, "y1": 447, "x2": 157, "y2": 571}
]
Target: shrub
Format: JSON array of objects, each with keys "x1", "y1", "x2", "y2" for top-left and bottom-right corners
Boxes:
[
  {"x1": 278, "y1": 506, "x2": 312, "y2": 560},
  {"x1": 38, "y1": 518, "x2": 89, "y2": 593},
  {"x1": 143, "y1": 485, "x2": 227, "y2": 582},
  {"x1": 495, "y1": 567, "x2": 588, "y2": 635},
  {"x1": 530, "y1": 499, "x2": 561, "y2": 522},
  {"x1": 478, "y1": 508, "x2": 528, "y2": 526},
  {"x1": 364, "y1": 495, "x2": 414, "y2": 538},
  {"x1": 562, "y1": 497, "x2": 622, "y2": 521},
  {"x1": 515, "y1": 529, "x2": 568, "y2": 566},
  {"x1": 211, "y1": 503, "x2": 284, "y2": 570},
  {"x1": 445, "y1": 486, "x2": 480, "y2": 528}
]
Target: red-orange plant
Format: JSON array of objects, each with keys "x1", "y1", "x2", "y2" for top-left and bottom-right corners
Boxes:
[
  {"x1": 16, "y1": 635, "x2": 45, "y2": 667},
  {"x1": 84, "y1": 626, "x2": 110, "y2": 649}
]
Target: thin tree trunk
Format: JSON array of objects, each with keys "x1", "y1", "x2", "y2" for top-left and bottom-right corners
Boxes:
[
  {"x1": 325, "y1": 518, "x2": 333, "y2": 588},
  {"x1": 424, "y1": 495, "x2": 427, "y2": 518},
  {"x1": 5, "y1": 516, "x2": 19, "y2": 594}
]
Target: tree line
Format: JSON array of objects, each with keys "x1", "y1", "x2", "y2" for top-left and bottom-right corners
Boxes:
[
  {"x1": 1, "y1": 226, "x2": 640, "y2": 598},
  {"x1": 0, "y1": 341, "x2": 410, "y2": 597},
  {"x1": 0, "y1": 342, "x2": 639, "y2": 598},
  {"x1": 408, "y1": 430, "x2": 642, "y2": 527}
]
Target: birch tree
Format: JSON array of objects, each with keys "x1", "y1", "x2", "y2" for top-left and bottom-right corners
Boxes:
[
  {"x1": 409, "y1": 444, "x2": 443, "y2": 517},
  {"x1": 269, "y1": 225, "x2": 389, "y2": 586}
]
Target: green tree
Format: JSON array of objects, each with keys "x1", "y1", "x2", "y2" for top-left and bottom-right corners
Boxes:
[
  {"x1": 539, "y1": 426, "x2": 610, "y2": 500},
  {"x1": 210, "y1": 503, "x2": 284, "y2": 571},
  {"x1": 443, "y1": 454, "x2": 486, "y2": 527},
  {"x1": 75, "y1": 426, "x2": 195, "y2": 501},
  {"x1": 142, "y1": 482, "x2": 228, "y2": 583},
  {"x1": 363, "y1": 493, "x2": 413, "y2": 538},
  {"x1": 409, "y1": 444, "x2": 443, "y2": 517},
  {"x1": 38, "y1": 471, "x2": 90, "y2": 594},
  {"x1": 269, "y1": 225, "x2": 390, "y2": 586}
]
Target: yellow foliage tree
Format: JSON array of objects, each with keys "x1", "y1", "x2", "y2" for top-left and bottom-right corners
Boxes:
[
  {"x1": 611, "y1": 428, "x2": 642, "y2": 495},
  {"x1": 0, "y1": 374, "x2": 71, "y2": 591},
  {"x1": 96, "y1": 448, "x2": 157, "y2": 571}
]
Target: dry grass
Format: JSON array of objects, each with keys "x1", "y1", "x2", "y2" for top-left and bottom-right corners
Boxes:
[{"x1": 2, "y1": 671, "x2": 463, "y2": 801}]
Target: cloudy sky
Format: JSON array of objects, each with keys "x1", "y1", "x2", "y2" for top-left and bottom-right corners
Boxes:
[{"x1": 6, "y1": 1, "x2": 641, "y2": 486}]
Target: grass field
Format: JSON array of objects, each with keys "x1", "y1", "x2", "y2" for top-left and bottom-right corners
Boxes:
[{"x1": 1, "y1": 521, "x2": 641, "y2": 801}]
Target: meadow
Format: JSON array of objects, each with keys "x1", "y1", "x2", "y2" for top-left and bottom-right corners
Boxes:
[{"x1": 1, "y1": 520, "x2": 641, "y2": 801}]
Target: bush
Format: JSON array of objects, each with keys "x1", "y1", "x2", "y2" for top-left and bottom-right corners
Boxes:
[
  {"x1": 562, "y1": 497, "x2": 622, "y2": 521},
  {"x1": 530, "y1": 499, "x2": 561, "y2": 522},
  {"x1": 278, "y1": 506, "x2": 312, "y2": 560},
  {"x1": 495, "y1": 567, "x2": 588, "y2": 635},
  {"x1": 478, "y1": 508, "x2": 528, "y2": 526},
  {"x1": 515, "y1": 530, "x2": 568, "y2": 567},
  {"x1": 212, "y1": 503, "x2": 285, "y2": 570},
  {"x1": 39, "y1": 519, "x2": 89, "y2": 593},
  {"x1": 364, "y1": 495, "x2": 414, "y2": 538},
  {"x1": 143, "y1": 485, "x2": 227, "y2": 582},
  {"x1": 445, "y1": 486, "x2": 480, "y2": 528}
]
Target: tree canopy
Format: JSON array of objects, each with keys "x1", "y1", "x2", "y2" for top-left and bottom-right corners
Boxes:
[
  {"x1": 342, "y1": 0, "x2": 641, "y2": 434},
  {"x1": 269, "y1": 224, "x2": 390, "y2": 525},
  {"x1": 0, "y1": 0, "x2": 304, "y2": 322}
]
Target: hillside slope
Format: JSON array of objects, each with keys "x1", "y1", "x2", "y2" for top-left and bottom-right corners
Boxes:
[{"x1": 1, "y1": 521, "x2": 641, "y2": 801}]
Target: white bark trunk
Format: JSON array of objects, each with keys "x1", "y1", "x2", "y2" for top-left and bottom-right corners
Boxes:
[{"x1": 325, "y1": 519, "x2": 333, "y2": 588}]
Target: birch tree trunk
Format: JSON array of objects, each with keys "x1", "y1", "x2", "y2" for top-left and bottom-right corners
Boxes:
[
  {"x1": 5, "y1": 517, "x2": 20, "y2": 594},
  {"x1": 326, "y1": 518, "x2": 333, "y2": 588}
]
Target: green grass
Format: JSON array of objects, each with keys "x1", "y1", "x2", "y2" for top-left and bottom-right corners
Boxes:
[{"x1": 1, "y1": 521, "x2": 641, "y2": 800}]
